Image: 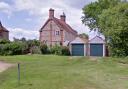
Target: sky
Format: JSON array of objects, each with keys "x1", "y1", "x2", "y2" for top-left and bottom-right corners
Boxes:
[{"x1": 0, "y1": 0, "x2": 97, "y2": 40}]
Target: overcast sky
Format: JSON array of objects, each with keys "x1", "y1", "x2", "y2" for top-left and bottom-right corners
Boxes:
[{"x1": 0, "y1": 0, "x2": 97, "y2": 40}]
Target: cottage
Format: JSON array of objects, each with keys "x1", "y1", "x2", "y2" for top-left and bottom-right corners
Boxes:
[
  {"x1": 39, "y1": 8, "x2": 77, "y2": 46},
  {"x1": 0, "y1": 21, "x2": 9, "y2": 40}
]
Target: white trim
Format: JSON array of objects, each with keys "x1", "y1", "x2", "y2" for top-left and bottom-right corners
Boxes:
[
  {"x1": 89, "y1": 43, "x2": 104, "y2": 57},
  {"x1": 70, "y1": 37, "x2": 85, "y2": 44},
  {"x1": 84, "y1": 44, "x2": 86, "y2": 56},
  {"x1": 103, "y1": 43, "x2": 106, "y2": 57},
  {"x1": 70, "y1": 44, "x2": 72, "y2": 55},
  {"x1": 89, "y1": 36, "x2": 105, "y2": 44}
]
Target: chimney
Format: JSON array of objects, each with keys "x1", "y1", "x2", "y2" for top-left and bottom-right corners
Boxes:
[
  {"x1": 49, "y1": 8, "x2": 54, "y2": 18},
  {"x1": 60, "y1": 12, "x2": 66, "y2": 22}
]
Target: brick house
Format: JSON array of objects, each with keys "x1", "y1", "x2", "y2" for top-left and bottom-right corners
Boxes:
[
  {"x1": 0, "y1": 21, "x2": 9, "y2": 40},
  {"x1": 39, "y1": 8, "x2": 77, "y2": 46}
]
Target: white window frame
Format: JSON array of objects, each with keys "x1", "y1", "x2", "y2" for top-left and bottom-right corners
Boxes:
[{"x1": 55, "y1": 31, "x2": 60, "y2": 35}]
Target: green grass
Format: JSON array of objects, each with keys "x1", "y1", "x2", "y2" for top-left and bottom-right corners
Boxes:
[{"x1": 0, "y1": 55, "x2": 128, "y2": 89}]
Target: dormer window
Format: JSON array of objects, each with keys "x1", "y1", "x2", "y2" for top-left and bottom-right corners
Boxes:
[{"x1": 55, "y1": 31, "x2": 60, "y2": 35}]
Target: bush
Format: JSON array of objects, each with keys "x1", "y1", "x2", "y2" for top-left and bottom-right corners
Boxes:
[
  {"x1": 0, "y1": 44, "x2": 11, "y2": 55},
  {"x1": 10, "y1": 42, "x2": 28, "y2": 55},
  {"x1": 0, "y1": 39, "x2": 42, "y2": 55},
  {"x1": 61, "y1": 46, "x2": 70, "y2": 56},
  {"x1": 50, "y1": 45, "x2": 62, "y2": 55},
  {"x1": 0, "y1": 39, "x2": 10, "y2": 44},
  {"x1": 0, "y1": 39, "x2": 71, "y2": 56},
  {"x1": 30, "y1": 46, "x2": 41, "y2": 54},
  {"x1": 0, "y1": 42, "x2": 28, "y2": 55},
  {"x1": 40, "y1": 44, "x2": 49, "y2": 54},
  {"x1": 50, "y1": 45, "x2": 70, "y2": 56}
]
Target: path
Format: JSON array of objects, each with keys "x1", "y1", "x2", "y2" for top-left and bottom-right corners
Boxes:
[{"x1": 0, "y1": 61, "x2": 14, "y2": 73}]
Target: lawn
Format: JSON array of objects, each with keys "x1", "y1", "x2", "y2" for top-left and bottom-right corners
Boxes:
[{"x1": 0, "y1": 55, "x2": 128, "y2": 89}]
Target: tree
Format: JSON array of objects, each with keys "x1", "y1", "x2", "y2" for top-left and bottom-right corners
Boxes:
[
  {"x1": 79, "y1": 33, "x2": 89, "y2": 39},
  {"x1": 99, "y1": 3, "x2": 128, "y2": 56},
  {"x1": 82, "y1": 0, "x2": 121, "y2": 31},
  {"x1": 82, "y1": 0, "x2": 128, "y2": 56},
  {"x1": 0, "y1": 39, "x2": 10, "y2": 44}
]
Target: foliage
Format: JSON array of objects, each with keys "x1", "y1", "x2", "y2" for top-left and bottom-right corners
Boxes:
[
  {"x1": 50, "y1": 45, "x2": 70, "y2": 56},
  {"x1": 27, "y1": 39, "x2": 40, "y2": 47},
  {"x1": 0, "y1": 37, "x2": 71, "y2": 56},
  {"x1": 61, "y1": 46, "x2": 70, "y2": 56},
  {"x1": 0, "y1": 42, "x2": 28, "y2": 55},
  {"x1": 50, "y1": 45, "x2": 62, "y2": 55},
  {"x1": 0, "y1": 38, "x2": 41, "y2": 55},
  {"x1": 79, "y1": 33, "x2": 89, "y2": 39},
  {"x1": 99, "y1": 3, "x2": 128, "y2": 56},
  {"x1": 82, "y1": 0, "x2": 128, "y2": 56},
  {"x1": 30, "y1": 46, "x2": 41, "y2": 54},
  {"x1": 0, "y1": 39, "x2": 10, "y2": 44},
  {"x1": 82, "y1": 0, "x2": 121, "y2": 30},
  {"x1": 10, "y1": 42, "x2": 28, "y2": 55},
  {"x1": 40, "y1": 44, "x2": 49, "y2": 54}
]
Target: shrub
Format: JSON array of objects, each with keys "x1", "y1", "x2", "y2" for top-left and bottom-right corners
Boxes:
[
  {"x1": 0, "y1": 39, "x2": 42, "y2": 55},
  {"x1": 50, "y1": 45, "x2": 62, "y2": 55},
  {"x1": 0, "y1": 39, "x2": 10, "y2": 44},
  {"x1": 0, "y1": 42, "x2": 28, "y2": 55},
  {"x1": 50, "y1": 45, "x2": 70, "y2": 56},
  {"x1": 40, "y1": 44, "x2": 49, "y2": 54},
  {"x1": 10, "y1": 42, "x2": 28, "y2": 55},
  {"x1": 0, "y1": 44, "x2": 11, "y2": 55},
  {"x1": 61, "y1": 46, "x2": 70, "y2": 56},
  {"x1": 30, "y1": 46, "x2": 41, "y2": 54}
]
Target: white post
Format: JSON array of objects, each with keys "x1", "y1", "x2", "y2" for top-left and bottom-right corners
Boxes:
[
  {"x1": 103, "y1": 43, "x2": 105, "y2": 57},
  {"x1": 84, "y1": 44, "x2": 86, "y2": 56}
]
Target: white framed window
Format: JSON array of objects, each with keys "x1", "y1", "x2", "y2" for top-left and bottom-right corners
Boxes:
[{"x1": 55, "y1": 31, "x2": 60, "y2": 35}]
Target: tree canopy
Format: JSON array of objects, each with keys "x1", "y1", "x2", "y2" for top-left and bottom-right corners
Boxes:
[
  {"x1": 82, "y1": 0, "x2": 121, "y2": 30},
  {"x1": 82, "y1": 0, "x2": 128, "y2": 56},
  {"x1": 99, "y1": 3, "x2": 128, "y2": 56},
  {"x1": 79, "y1": 33, "x2": 89, "y2": 39}
]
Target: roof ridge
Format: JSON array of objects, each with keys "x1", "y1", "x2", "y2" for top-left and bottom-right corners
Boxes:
[
  {"x1": 89, "y1": 35, "x2": 104, "y2": 41},
  {"x1": 54, "y1": 18, "x2": 77, "y2": 34}
]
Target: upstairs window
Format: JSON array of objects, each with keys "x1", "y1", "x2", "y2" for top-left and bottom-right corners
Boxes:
[{"x1": 55, "y1": 31, "x2": 60, "y2": 35}]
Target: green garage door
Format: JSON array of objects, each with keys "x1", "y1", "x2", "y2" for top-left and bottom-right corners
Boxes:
[
  {"x1": 90, "y1": 44, "x2": 103, "y2": 56},
  {"x1": 72, "y1": 44, "x2": 84, "y2": 56}
]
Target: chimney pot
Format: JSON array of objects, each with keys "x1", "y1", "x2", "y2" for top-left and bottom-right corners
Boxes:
[
  {"x1": 49, "y1": 8, "x2": 54, "y2": 18},
  {"x1": 60, "y1": 12, "x2": 66, "y2": 22}
]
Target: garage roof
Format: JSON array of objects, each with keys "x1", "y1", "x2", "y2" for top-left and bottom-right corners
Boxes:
[
  {"x1": 70, "y1": 37, "x2": 88, "y2": 44},
  {"x1": 89, "y1": 36, "x2": 105, "y2": 44}
]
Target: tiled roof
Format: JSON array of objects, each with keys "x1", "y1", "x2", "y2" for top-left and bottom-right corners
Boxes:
[
  {"x1": 54, "y1": 18, "x2": 77, "y2": 35},
  {"x1": 40, "y1": 17, "x2": 77, "y2": 35},
  {"x1": 0, "y1": 22, "x2": 9, "y2": 32}
]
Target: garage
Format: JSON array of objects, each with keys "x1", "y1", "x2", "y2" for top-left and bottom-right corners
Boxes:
[
  {"x1": 70, "y1": 37, "x2": 87, "y2": 56},
  {"x1": 72, "y1": 44, "x2": 84, "y2": 56},
  {"x1": 70, "y1": 36, "x2": 105, "y2": 57},
  {"x1": 90, "y1": 44, "x2": 103, "y2": 56},
  {"x1": 89, "y1": 36, "x2": 105, "y2": 57}
]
